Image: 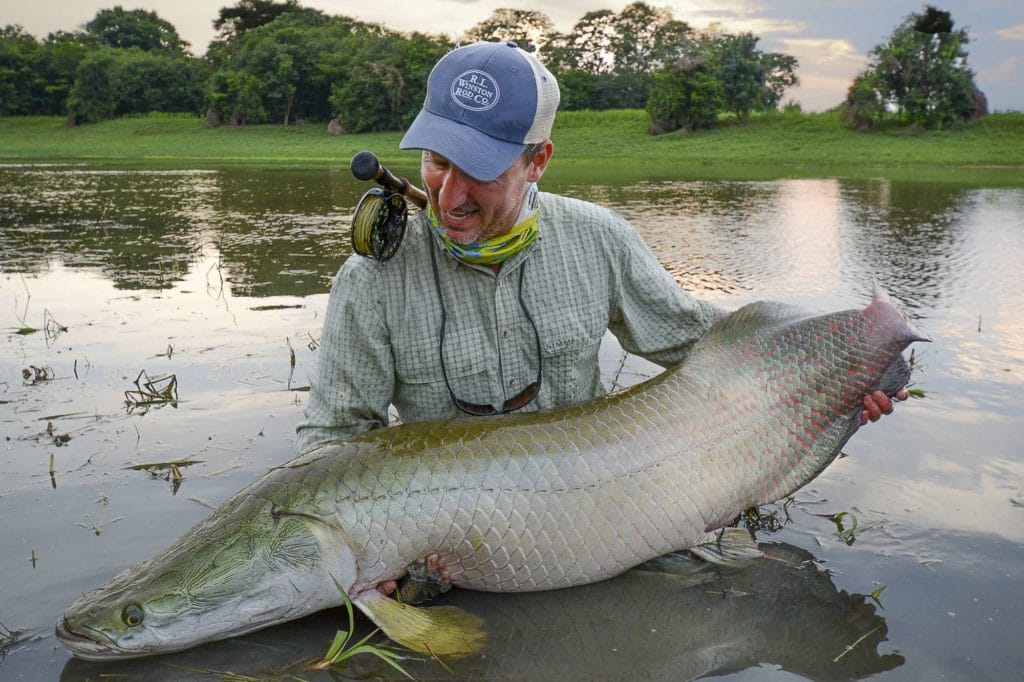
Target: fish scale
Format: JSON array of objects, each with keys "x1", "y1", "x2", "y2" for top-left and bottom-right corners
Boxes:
[
  {"x1": 57, "y1": 287, "x2": 928, "y2": 660},
  {"x1": 309, "y1": 291, "x2": 923, "y2": 594}
]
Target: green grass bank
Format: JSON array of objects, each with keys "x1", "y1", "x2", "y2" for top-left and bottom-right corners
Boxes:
[{"x1": 2, "y1": 109, "x2": 1023, "y2": 182}]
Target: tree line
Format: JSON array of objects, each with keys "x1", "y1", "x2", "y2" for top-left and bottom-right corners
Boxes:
[{"x1": 0, "y1": 2, "x2": 985, "y2": 133}]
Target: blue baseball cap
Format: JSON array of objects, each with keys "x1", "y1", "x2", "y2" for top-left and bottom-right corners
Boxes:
[{"x1": 400, "y1": 41, "x2": 560, "y2": 182}]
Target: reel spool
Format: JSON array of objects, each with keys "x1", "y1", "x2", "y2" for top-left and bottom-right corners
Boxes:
[
  {"x1": 351, "y1": 187, "x2": 407, "y2": 262},
  {"x1": 349, "y1": 151, "x2": 426, "y2": 262}
]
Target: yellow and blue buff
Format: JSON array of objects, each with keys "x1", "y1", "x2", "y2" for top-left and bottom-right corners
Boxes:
[{"x1": 428, "y1": 185, "x2": 540, "y2": 265}]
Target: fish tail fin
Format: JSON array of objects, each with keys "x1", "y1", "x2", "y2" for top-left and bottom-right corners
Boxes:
[
  {"x1": 354, "y1": 589, "x2": 486, "y2": 658},
  {"x1": 868, "y1": 282, "x2": 931, "y2": 344},
  {"x1": 864, "y1": 284, "x2": 928, "y2": 399},
  {"x1": 690, "y1": 527, "x2": 763, "y2": 566}
]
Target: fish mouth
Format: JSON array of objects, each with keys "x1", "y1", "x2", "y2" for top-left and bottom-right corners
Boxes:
[{"x1": 55, "y1": 616, "x2": 134, "y2": 661}]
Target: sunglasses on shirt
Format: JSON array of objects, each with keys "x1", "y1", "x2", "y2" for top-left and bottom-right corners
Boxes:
[{"x1": 428, "y1": 245, "x2": 541, "y2": 416}]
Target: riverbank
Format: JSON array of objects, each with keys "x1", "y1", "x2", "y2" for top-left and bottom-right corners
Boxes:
[{"x1": 2, "y1": 110, "x2": 1023, "y2": 181}]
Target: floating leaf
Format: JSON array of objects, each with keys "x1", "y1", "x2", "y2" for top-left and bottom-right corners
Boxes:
[
  {"x1": 869, "y1": 584, "x2": 887, "y2": 610},
  {"x1": 828, "y1": 511, "x2": 884, "y2": 546}
]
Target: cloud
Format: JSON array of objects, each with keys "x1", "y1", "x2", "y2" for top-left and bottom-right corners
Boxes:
[
  {"x1": 995, "y1": 23, "x2": 1024, "y2": 40},
  {"x1": 980, "y1": 56, "x2": 1020, "y2": 83},
  {"x1": 785, "y1": 75, "x2": 852, "y2": 112},
  {"x1": 666, "y1": 1, "x2": 806, "y2": 35},
  {"x1": 773, "y1": 39, "x2": 866, "y2": 113},
  {"x1": 778, "y1": 38, "x2": 863, "y2": 66},
  {"x1": 704, "y1": 17, "x2": 807, "y2": 35}
]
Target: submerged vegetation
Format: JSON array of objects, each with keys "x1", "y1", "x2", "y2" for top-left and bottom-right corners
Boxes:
[
  {"x1": 124, "y1": 369, "x2": 179, "y2": 410},
  {"x1": 310, "y1": 580, "x2": 417, "y2": 678}
]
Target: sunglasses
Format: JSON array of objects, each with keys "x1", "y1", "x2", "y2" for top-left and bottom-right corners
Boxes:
[{"x1": 428, "y1": 244, "x2": 541, "y2": 416}]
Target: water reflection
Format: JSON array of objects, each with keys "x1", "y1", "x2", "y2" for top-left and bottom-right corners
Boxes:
[
  {"x1": 58, "y1": 543, "x2": 903, "y2": 681},
  {"x1": 0, "y1": 166, "x2": 361, "y2": 296},
  {"x1": 0, "y1": 168, "x2": 209, "y2": 288},
  {"x1": 836, "y1": 180, "x2": 977, "y2": 311},
  {"x1": 598, "y1": 180, "x2": 789, "y2": 296},
  {"x1": 4, "y1": 166, "x2": 1022, "y2": 312},
  {"x1": 206, "y1": 168, "x2": 358, "y2": 297}
]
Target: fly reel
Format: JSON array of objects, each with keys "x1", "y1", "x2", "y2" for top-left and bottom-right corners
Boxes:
[
  {"x1": 349, "y1": 151, "x2": 428, "y2": 262},
  {"x1": 351, "y1": 187, "x2": 406, "y2": 261}
]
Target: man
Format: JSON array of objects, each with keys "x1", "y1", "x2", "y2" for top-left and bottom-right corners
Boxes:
[{"x1": 296, "y1": 40, "x2": 900, "y2": 457}]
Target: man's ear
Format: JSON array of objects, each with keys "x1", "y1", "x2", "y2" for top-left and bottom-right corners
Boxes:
[{"x1": 527, "y1": 140, "x2": 554, "y2": 183}]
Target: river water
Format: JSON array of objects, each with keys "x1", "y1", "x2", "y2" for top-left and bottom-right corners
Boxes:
[{"x1": 0, "y1": 163, "x2": 1021, "y2": 681}]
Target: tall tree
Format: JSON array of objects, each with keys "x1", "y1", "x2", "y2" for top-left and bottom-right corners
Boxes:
[
  {"x1": 40, "y1": 31, "x2": 92, "y2": 114},
  {"x1": 647, "y1": 54, "x2": 722, "y2": 133},
  {"x1": 707, "y1": 33, "x2": 762, "y2": 119},
  {"x1": 843, "y1": 5, "x2": 982, "y2": 129},
  {"x1": 612, "y1": 2, "x2": 674, "y2": 73},
  {"x1": 206, "y1": 9, "x2": 335, "y2": 125},
  {"x1": 760, "y1": 52, "x2": 799, "y2": 109},
  {"x1": 85, "y1": 6, "x2": 189, "y2": 54},
  {"x1": 213, "y1": 0, "x2": 302, "y2": 42},
  {"x1": 0, "y1": 26, "x2": 45, "y2": 115},
  {"x1": 326, "y1": 27, "x2": 451, "y2": 132},
  {"x1": 67, "y1": 50, "x2": 118, "y2": 123},
  {"x1": 543, "y1": 3, "x2": 696, "y2": 110},
  {"x1": 551, "y1": 10, "x2": 617, "y2": 74},
  {"x1": 463, "y1": 9, "x2": 554, "y2": 53},
  {"x1": 109, "y1": 49, "x2": 203, "y2": 116},
  {"x1": 703, "y1": 32, "x2": 798, "y2": 119}
]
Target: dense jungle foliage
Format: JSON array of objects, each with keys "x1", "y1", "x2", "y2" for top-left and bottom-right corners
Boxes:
[{"x1": 0, "y1": 2, "x2": 988, "y2": 133}]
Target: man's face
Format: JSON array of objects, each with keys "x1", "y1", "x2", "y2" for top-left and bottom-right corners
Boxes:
[{"x1": 421, "y1": 143, "x2": 551, "y2": 245}]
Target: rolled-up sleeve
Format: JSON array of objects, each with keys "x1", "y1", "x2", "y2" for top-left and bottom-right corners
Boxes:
[
  {"x1": 609, "y1": 227, "x2": 726, "y2": 368},
  {"x1": 294, "y1": 259, "x2": 394, "y2": 455}
]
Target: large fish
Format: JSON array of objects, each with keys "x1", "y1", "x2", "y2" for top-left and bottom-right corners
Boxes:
[
  {"x1": 59, "y1": 543, "x2": 905, "y2": 680},
  {"x1": 56, "y1": 287, "x2": 928, "y2": 660}
]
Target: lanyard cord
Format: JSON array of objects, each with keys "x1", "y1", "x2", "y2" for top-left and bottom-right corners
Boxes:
[{"x1": 427, "y1": 233, "x2": 540, "y2": 415}]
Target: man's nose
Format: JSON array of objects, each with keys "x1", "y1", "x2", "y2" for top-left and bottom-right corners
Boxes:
[{"x1": 436, "y1": 167, "x2": 475, "y2": 211}]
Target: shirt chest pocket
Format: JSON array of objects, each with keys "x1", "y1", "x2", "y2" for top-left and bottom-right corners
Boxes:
[
  {"x1": 394, "y1": 325, "x2": 490, "y2": 385},
  {"x1": 537, "y1": 303, "x2": 606, "y2": 402}
]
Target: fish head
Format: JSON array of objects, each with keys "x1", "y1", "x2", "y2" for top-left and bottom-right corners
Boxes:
[{"x1": 57, "y1": 487, "x2": 356, "y2": 659}]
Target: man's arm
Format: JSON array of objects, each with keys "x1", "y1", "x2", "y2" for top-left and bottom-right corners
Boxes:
[
  {"x1": 607, "y1": 227, "x2": 726, "y2": 368},
  {"x1": 294, "y1": 262, "x2": 395, "y2": 455}
]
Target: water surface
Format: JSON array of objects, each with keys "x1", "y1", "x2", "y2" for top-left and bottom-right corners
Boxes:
[{"x1": 1, "y1": 163, "x2": 1022, "y2": 680}]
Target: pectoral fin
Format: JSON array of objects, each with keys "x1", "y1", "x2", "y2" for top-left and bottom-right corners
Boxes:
[
  {"x1": 690, "y1": 527, "x2": 763, "y2": 566},
  {"x1": 354, "y1": 589, "x2": 486, "y2": 658}
]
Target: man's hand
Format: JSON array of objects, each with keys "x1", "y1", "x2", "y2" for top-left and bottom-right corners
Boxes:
[{"x1": 861, "y1": 389, "x2": 908, "y2": 425}]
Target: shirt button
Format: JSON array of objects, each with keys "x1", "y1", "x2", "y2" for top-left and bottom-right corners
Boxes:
[
  {"x1": 503, "y1": 328, "x2": 513, "y2": 338},
  {"x1": 509, "y1": 377, "x2": 520, "y2": 388}
]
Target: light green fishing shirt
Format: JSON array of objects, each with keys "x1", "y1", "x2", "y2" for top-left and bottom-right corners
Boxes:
[{"x1": 295, "y1": 192, "x2": 724, "y2": 455}]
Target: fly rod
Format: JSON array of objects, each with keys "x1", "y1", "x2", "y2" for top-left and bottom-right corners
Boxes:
[{"x1": 350, "y1": 151, "x2": 427, "y2": 209}]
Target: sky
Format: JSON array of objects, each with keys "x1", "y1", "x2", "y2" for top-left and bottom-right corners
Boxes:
[{"x1": 4, "y1": 0, "x2": 1022, "y2": 112}]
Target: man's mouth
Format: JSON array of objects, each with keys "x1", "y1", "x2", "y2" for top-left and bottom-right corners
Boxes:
[{"x1": 442, "y1": 207, "x2": 478, "y2": 229}]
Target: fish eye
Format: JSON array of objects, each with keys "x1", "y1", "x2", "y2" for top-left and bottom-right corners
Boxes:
[{"x1": 121, "y1": 604, "x2": 144, "y2": 627}]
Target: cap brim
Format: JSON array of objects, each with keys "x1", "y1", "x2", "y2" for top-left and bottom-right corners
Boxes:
[{"x1": 400, "y1": 109, "x2": 525, "y2": 182}]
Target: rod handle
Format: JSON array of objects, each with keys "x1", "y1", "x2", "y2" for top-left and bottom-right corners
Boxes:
[{"x1": 350, "y1": 151, "x2": 427, "y2": 209}]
